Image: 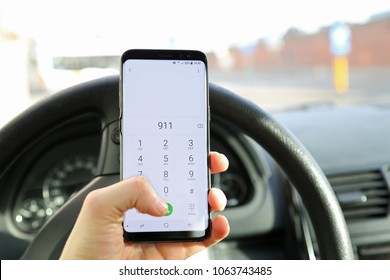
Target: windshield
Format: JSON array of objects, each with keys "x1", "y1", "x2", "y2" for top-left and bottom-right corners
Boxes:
[{"x1": 0, "y1": 0, "x2": 389, "y2": 127}]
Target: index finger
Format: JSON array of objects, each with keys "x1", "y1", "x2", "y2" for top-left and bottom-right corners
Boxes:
[{"x1": 210, "y1": 152, "x2": 229, "y2": 174}]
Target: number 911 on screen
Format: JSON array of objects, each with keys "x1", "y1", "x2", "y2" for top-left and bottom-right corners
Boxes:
[{"x1": 125, "y1": 117, "x2": 205, "y2": 135}]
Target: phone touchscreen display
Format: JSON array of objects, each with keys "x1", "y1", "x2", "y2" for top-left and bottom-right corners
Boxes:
[{"x1": 122, "y1": 57, "x2": 209, "y2": 236}]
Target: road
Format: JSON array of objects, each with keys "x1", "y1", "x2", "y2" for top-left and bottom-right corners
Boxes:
[
  {"x1": 1, "y1": 43, "x2": 390, "y2": 128},
  {"x1": 211, "y1": 67, "x2": 390, "y2": 112}
]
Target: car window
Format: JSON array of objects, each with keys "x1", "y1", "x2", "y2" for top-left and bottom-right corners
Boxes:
[{"x1": 0, "y1": 0, "x2": 389, "y2": 127}]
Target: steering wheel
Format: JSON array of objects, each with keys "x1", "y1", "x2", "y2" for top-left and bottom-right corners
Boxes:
[{"x1": 0, "y1": 76, "x2": 354, "y2": 259}]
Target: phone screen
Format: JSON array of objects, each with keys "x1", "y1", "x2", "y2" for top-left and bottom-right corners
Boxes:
[{"x1": 120, "y1": 49, "x2": 210, "y2": 241}]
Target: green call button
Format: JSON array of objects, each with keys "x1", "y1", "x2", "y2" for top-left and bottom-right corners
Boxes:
[{"x1": 165, "y1": 203, "x2": 173, "y2": 216}]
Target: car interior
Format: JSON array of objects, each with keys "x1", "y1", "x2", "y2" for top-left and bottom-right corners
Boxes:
[{"x1": 0, "y1": 0, "x2": 389, "y2": 260}]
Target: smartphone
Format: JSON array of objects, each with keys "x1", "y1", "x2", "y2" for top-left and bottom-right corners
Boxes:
[{"x1": 120, "y1": 49, "x2": 210, "y2": 242}]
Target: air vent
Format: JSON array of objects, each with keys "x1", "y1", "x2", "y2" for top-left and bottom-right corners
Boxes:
[{"x1": 328, "y1": 168, "x2": 390, "y2": 221}]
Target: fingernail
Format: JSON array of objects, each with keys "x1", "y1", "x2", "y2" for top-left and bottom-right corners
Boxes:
[{"x1": 155, "y1": 197, "x2": 168, "y2": 215}]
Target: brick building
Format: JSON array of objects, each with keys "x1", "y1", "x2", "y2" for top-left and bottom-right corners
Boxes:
[{"x1": 209, "y1": 15, "x2": 390, "y2": 71}]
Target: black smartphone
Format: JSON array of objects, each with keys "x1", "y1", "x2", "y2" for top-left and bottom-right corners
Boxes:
[{"x1": 120, "y1": 49, "x2": 210, "y2": 242}]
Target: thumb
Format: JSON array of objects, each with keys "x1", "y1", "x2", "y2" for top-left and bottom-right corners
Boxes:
[
  {"x1": 60, "y1": 176, "x2": 167, "y2": 259},
  {"x1": 84, "y1": 176, "x2": 168, "y2": 219}
]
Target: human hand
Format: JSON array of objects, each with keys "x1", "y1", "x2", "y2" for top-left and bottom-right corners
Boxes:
[{"x1": 60, "y1": 151, "x2": 229, "y2": 260}]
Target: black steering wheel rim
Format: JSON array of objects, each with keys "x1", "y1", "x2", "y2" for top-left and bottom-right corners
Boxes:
[{"x1": 0, "y1": 75, "x2": 354, "y2": 259}]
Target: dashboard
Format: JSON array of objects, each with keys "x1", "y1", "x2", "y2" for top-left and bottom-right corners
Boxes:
[
  {"x1": 275, "y1": 105, "x2": 390, "y2": 260},
  {"x1": 0, "y1": 114, "x2": 271, "y2": 256},
  {"x1": 1, "y1": 100, "x2": 390, "y2": 260},
  {"x1": 12, "y1": 138, "x2": 99, "y2": 234},
  {"x1": 2, "y1": 115, "x2": 101, "y2": 240}
]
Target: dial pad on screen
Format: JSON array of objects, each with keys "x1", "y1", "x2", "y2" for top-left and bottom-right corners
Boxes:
[{"x1": 123, "y1": 117, "x2": 208, "y2": 232}]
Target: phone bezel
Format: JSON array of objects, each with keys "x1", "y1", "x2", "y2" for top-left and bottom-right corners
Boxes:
[{"x1": 119, "y1": 49, "x2": 211, "y2": 242}]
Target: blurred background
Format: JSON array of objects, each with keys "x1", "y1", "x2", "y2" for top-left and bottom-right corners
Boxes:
[{"x1": 0, "y1": 0, "x2": 389, "y2": 127}]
